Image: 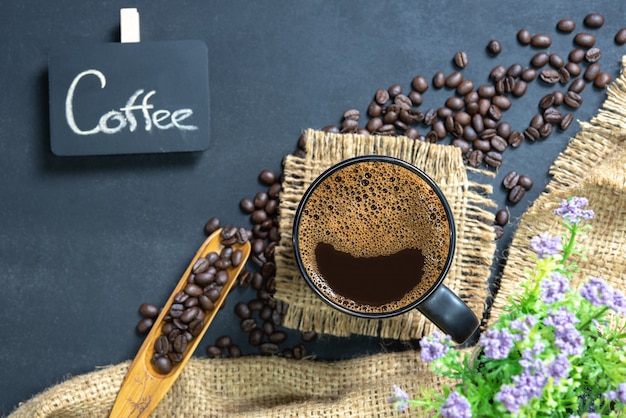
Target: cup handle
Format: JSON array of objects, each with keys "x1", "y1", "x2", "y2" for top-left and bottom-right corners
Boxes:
[{"x1": 416, "y1": 284, "x2": 480, "y2": 344}]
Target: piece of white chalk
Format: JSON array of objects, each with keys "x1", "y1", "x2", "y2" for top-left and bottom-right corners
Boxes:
[{"x1": 120, "y1": 8, "x2": 140, "y2": 43}]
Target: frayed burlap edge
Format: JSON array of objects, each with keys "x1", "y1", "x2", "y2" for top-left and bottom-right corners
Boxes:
[
  {"x1": 274, "y1": 129, "x2": 496, "y2": 340},
  {"x1": 9, "y1": 351, "x2": 464, "y2": 418},
  {"x1": 491, "y1": 57, "x2": 626, "y2": 322}
]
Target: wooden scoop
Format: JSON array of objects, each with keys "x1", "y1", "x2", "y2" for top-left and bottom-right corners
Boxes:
[{"x1": 109, "y1": 228, "x2": 251, "y2": 417}]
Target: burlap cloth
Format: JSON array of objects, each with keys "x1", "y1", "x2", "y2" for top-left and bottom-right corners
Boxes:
[
  {"x1": 10, "y1": 57, "x2": 626, "y2": 418},
  {"x1": 274, "y1": 129, "x2": 496, "y2": 340}
]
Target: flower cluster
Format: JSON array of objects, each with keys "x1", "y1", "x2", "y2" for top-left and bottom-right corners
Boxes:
[{"x1": 388, "y1": 197, "x2": 626, "y2": 417}]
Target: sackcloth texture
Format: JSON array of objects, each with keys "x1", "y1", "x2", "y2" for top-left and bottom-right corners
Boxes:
[
  {"x1": 490, "y1": 55, "x2": 626, "y2": 323},
  {"x1": 11, "y1": 57, "x2": 626, "y2": 418},
  {"x1": 273, "y1": 129, "x2": 497, "y2": 340}
]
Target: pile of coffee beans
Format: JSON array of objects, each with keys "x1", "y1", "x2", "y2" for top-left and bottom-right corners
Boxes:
[{"x1": 147, "y1": 228, "x2": 250, "y2": 374}]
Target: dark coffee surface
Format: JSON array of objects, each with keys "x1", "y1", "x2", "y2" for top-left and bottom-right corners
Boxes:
[
  {"x1": 296, "y1": 159, "x2": 452, "y2": 314},
  {"x1": 315, "y1": 242, "x2": 426, "y2": 307},
  {"x1": 2, "y1": 0, "x2": 625, "y2": 414}
]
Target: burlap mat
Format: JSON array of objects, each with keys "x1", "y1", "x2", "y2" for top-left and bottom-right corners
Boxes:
[
  {"x1": 490, "y1": 56, "x2": 626, "y2": 322},
  {"x1": 274, "y1": 129, "x2": 496, "y2": 340}
]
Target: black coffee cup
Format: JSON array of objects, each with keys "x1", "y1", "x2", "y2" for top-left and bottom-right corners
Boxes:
[{"x1": 292, "y1": 155, "x2": 479, "y2": 343}]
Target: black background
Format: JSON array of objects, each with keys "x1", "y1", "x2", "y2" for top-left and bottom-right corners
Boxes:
[{"x1": 1, "y1": 1, "x2": 625, "y2": 414}]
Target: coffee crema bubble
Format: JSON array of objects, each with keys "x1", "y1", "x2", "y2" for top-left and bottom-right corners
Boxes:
[{"x1": 296, "y1": 159, "x2": 452, "y2": 315}]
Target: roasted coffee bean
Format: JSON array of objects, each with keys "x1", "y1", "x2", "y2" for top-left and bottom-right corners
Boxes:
[
  {"x1": 184, "y1": 297, "x2": 199, "y2": 309},
  {"x1": 521, "y1": 68, "x2": 537, "y2": 82},
  {"x1": 508, "y1": 185, "x2": 526, "y2": 203},
  {"x1": 173, "y1": 334, "x2": 188, "y2": 353},
  {"x1": 454, "y1": 111, "x2": 471, "y2": 126},
  {"x1": 407, "y1": 91, "x2": 423, "y2": 107},
  {"x1": 452, "y1": 139, "x2": 471, "y2": 154},
  {"x1": 524, "y1": 126, "x2": 541, "y2": 142},
  {"x1": 239, "y1": 197, "x2": 258, "y2": 214},
  {"x1": 293, "y1": 344, "x2": 307, "y2": 360},
  {"x1": 411, "y1": 75, "x2": 429, "y2": 93},
  {"x1": 445, "y1": 71, "x2": 463, "y2": 88},
  {"x1": 198, "y1": 295, "x2": 214, "y2": 311},
  {"x1": 569, "y1": 78, "x2": 586, "y2": 93},
  {"x1": 170, "y1": 303, "x2": 184, "y2": 318},
  {"x1": 453, "y1": 51, "x2": 469, "y2": 68},
  {"x1": 221, "y1": 226, "x2": 238, "y2": 241},
  {"x1": 249, "y1": 328, "x2": 265, "y2": 346},
  {"x1": 502, "y1": 171, "x2": 520, "y2": 189},
  {"x1": 584, "y1": 13, "x2": 604, "y2": 28},
  {"x1": 139, "y1": 303, "x2": 159, "y2": 318},
  {"x1": 374, "y1": 88, "x2": 389, "y2": 105},
  {"x1": 154, "y1": 335, "x2": 170, "y2": 354},
  {"x1": 214, "y1": 270, "x2": 229, "y2": 285},
  {"x1": 556, "y1": 18, "x2": 576, "y2": 33},
  {"x1": 530, "y1": 114, "x2": 544, "y2": 130},
  {"x1": 367, "y1": 101, "x2": 382, "y2": 117},
  {"x1": 214, "y1": 258, "x2": 232, "y2": 271},
  {"x1": 189, "y1": 319, "x2": 204, "y2": 337},
  {"x1": 184, "y1": 283, "x2": 203, "y2": 297},
  {"x1": 539, "y1": 68, "x2": 560, "y2": 84},
  {"x1": 251, "y1": 209, "x2": 268, "y2": 224},
  {"x1": 490, "y1": 135, "x2": 508, "y2": 153},
  {"x1": 394, "y1": 94, "x2": 412, "y2": 109},
  {"x1": 564, "y1": 91, "x2": 583, "y2": 109},
  {"x1": 574, "y1": 32, "x2": 596, "y2": 48},
  {"x1": 615, "y1": 28, "x2": 626, "y2": 45},
  {"x1": 584, "y1": 62, "x2": 601, "y2": 82},
  {"x1": 539, "y1": 122, "x2": 553, "y2": 138},
  {"x1": 205, "y1": 287, "x2": 222, "y2": 302},
  {"x1": 492, "y1": 96, "x2": 511, "y2": 110},
  {"x1": 585, "y1": 47, "x2": 602, "y2": 63},
  {"x1": 464, "y1": 125, "x2": 478, "y2": 142},
  {"x1": 254, "y1": 191, "x2": 269, "y2": 209},
  {"x1": 517, "y1": 28, "x2": 532, "y2": 45},
  {"x1": 569, "y1": 48, "x2": 586, "y2": 63},
  {"x1": 445, "y1": 96, "x2": 465, "y2": 111},
  {"x1": 489, "y1": 65, "x2": 507, "y2": 81},
  {"x1": 433, "y1": 71, "x2": 446, "y2": 89},
  {"x1": 192, "y1": 258, "x2": 210, "y2": 274},
  {"x1": 487, "y1": 105, "x2": 502, "y2": 121},
  {"x1": 228, "y1": 345, "x2": 242, "y2": 358},
  {"x1": 507, "y1": 63, "x2": 523, "y2": 78},
  {"x1": 477, "y1": 84, "x2": 496, "y2": 98},
  {"x1": 456, "y1": 79, "x2": 474, "y2": 96},
  {"x1": 234, "y1": 301, "x2": 251, "y2": 319},
  {"x1": 487, "y1": 39, "x2": 502, "y2": 55},
  {"x1": 565, "y1": 62, "x2": 581, "y2": 77},
  {"x1": 259, "y1": 170, "x2": 277, "y2": 186},
  {"x1": 341, "y1": 118, "x2": 359, "y2": 133},
  {"x1": 531, "y1": 33, "x2": 552, "y2": 48},
  {"x1": 321, "y1": 125, "x2": 339, "y2": 133},
  {"x1": 215, "y1": 335, "x2": 232, "y2": 349},
  {"x1": 269, "y1": 331, "x2": 287, "y2": 344},
  {"x1": 549, "y1": 53, "x2": 564, "y2": 69},
  {"x1": 518, "y1": 175, "x2": 534, "y2": 190},
  {"x1": 152, "y1": 355, "x2": 173, "y2": 374},
  {"x1": 508, "y1": 131, "x2": 524, "y2": 147},
  {"x1": 484, "y1": 151, "x2": 503, "y2": 168},
  {"x1": 195, "y1": 271, "x2": 215, "y2": 286},
  {"x1": 531, "y1": 52, "x2": 550, "y2": 68},
  {"x1": 543, "y1": 107, "x2": 562, "y2": 124},
  {"x1": 594, "y1": 72, "x2": 612, "y2": 89},
  {"x1": 204, "y1": 217, "x2": 221, "y2": 235},
  {"x1": 539, "y1": 93, "x2": 555, "y2": 110},
  {"x1": 206, "y1": 345, "x2": 222, "y2": 358},
  {"x1": 424, "y1": 109, "x2": 437, "y2": 125},
  {"x1": 136, "y1": 317, "x2": 154, "y2": 334},
  {"x1": 241, "y1": 318, "x2": 257, "y2": 332},
  {"x1": 512, "y1": 80, "x2": 528, "y2": 97},
  {"x1": 388, "y1": 84, "x2": 402, "y2": 98},
  {"x1": 260, "y1": 343, "x2": 280, "y2": 356},
  {"x1": 262, "y1": 320, "x2": 275, "y2": 336},
  {"x1": 474, "y1": 139, "x2": 490, "y2": 152},
  {"x1": 301, "y1": 330, "x2": 318, "y2": 342},
  {"x1": 471, "y1": 114, "x2": 484, "y2": 133},
  {"x1": 231, "y1": 249, "x2": 244, "y2": 267},
  {"x1": 560, "y1": 113, "x2": 574, "y2": 130},
  {"x1": 495, "y1": 208, "x2": 510, "y2": 226},
  {"x1": 552, "y1": 91, "x2": 564, "y2": 106},
  {"x1": 180, "y1": 306, "x2": 200, "y2": 323},
  {"x1": 248, "y1": 299, "x2": 264, "y2": 311}
]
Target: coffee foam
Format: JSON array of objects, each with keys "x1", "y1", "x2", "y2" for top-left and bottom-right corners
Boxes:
[{"x1": 296, "y1": 160, "x2": 452, "y2": 314}]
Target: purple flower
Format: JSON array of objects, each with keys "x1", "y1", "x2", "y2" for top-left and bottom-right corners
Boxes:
[
  {"x1": 553, "y1": 196, "x2": 595, "y2": 224},
  {"x1": 540, "y1": 272, "x2": 570, "y2": 304},
  {"x1": 605, "y1": 382, "x2": 626, "y2": 402},
  {"x1": 546, "y1": 354, "x2": 571, "y2": 383},
  {"x1": 440, "y1": 392, "x2": 472, "y2": 418},
  {"x1": 479, "y1": 328, "x2": 515, "y2": 359},
  {"x1": 580, "y1": 276, "x2": 626, "y2": 314},
  {"x1": 388, "y1": 385, "x2": 409, "y2": 411},
  {"x1": 519, "y1": 341, "x2": 545, "y2": 369},
  {"x1": 419, "y1": 331, "x2": 451, "y2": 362},
  {"x1": 554, "y1": 324, "x2": 584, "y2": 356},
  {"x1": 510, "y1": 315, "x2": 537, "y2": 341},
  {"x1": 544, "y1": 306, "x2": 579, "y2": 328},
  {"x1": 495, "y1": 366, "x2": 547, "y2": 413},
  {"x1": 530, "y1": 232, "x2": 561, "y2": 259}
]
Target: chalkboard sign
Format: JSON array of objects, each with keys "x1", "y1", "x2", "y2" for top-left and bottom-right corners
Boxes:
[{"x1": 48, "y1": 40, "x2": 210, "y2": 156}]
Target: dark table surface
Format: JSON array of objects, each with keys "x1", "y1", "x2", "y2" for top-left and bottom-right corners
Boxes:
[{"x1": 2, "y1": 0, "x2": 625, "y2": 414}]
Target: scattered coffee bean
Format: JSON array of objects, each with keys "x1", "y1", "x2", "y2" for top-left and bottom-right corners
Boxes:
[
  {"x1": 585, "y1": 47, "x2": 602, "y2": 63},
  {"x1": 583, "y1": 13, "x2": 604, "y2": 28},
  {"x1": 487, "y1": 40, "x2": 502, "y2": 55},
  {"x1": 502, "y1": 171, "x2": 520, "y2": 189},
  {"x1": 574, "y1": 32, "x2": 596, "y2": 48},
  {"x1": 563, "y1": 91, "x2": 583, "y2": 109},
  {"x1": 615, "y1": 28, "x2": 626, "y2": 45},
  {"x1": 560, "y1": 113, "x2": 574, "y2": 130},
  {"x1": 508, "y1": 185, "x2": 526, "y2": 203},
  {"x1": 531, "y1": 33, "x2": 552, "y2": 48},
  {"x1": 518, "y1": 175, "x2": 533, "y2": 190},
  {"x1": 594, "y1": 72, "x2": 612, "y2": 89},
  {"x1": 556, "y1": 19, "x2": 576, "y2": 33},
  {"x1": 433, "y1": 71, "x2": 446, "y2": 88},
  {"x1": 517, "y1": 28, "x2": 532, "y2": 45},
  {"x1": 454, "y1": 51, "x2": 469, "y2": 68},
  {"x1": 539, "y1": 68, "x2": 560, "y2": 84},
  {"x1": 495, "y1": 208, "x2": 510, "y2": 226}
]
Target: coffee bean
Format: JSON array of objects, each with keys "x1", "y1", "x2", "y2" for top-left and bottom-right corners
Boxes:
[
  {"x1": 484, "y1": 151, "x2": 503, "y2": 168},
  {"x1": 518, "y1": 175, "x2": 533, "y2": 190},
  {"x1": 521, "y1": 68, "x2": 537, "y2": 82},
  {"x1": 367, "y1": 101, "x2": 382, "y2": 117},
  {"x1": 301, "y1": 331, "x2": 318, "y2": 342},
  {"x1": 388, "y1": 84, "x2": 402, "y2": 98},
  {"x1": 154, "y1": 335, "x2": 170, "y2": 355},
  {"x1": 170, "y1": 303, "x2": 184, "y2": 318},
  {"x1": 445, "y1": 96, "x2": 465, "y2": 111},
  {"x1": 517, "y1": 28, "x2": 532, "y2": 45},
  {"x1": 490, "y1": 136, "x2": 507, "y2": 153},
  {"x1": 482, "y1": 40, "x2": 500, "y2": 56},
  {"x1": 374, "y1": 88, "x2": 390, "y2": 105},
  {"x1": 495, "y1": 208, "x2": 510, "y2": 226},
  {"x1": 411, "y1": 75, "x2": 429, "y2": 93},
  {"x1": 136, "y1": 317, "x2": 154, "y2": 334},
  {"x1": 206, "y1": 345, "x2": 222, "y2": 358},
  {"x1": 249, "y1": 328, "x2": 265, "y2": 346},
  {"x1": 594, "y1": 72, "x2": 612, "y2": 89},
  {"x1": 539, "y1": 93, "x2": 555, "y2": 110},
  {"x1": 259, "y1": 343, "x2": 280, "y2": 356},
  {"x1": 321, "y1": 125, "x2": 339, "y2": 133},
  {"x1": 189, "y1": 319, "x2": 204, "y2": 336},
  {"x1": 615, "y1": 28, "x2": 626, "y2": 45},
  {"x1": 584, "y1": 13, "x2": 604, "y2": 28},
  {"x1": 502, "y1": 171, "x2": 520, "y2": 189},
  {"x1": 556, "y1": 18, "x2": 576, "y2": 33},
  {"x1": 531, "y1": 33, "x2": 552, "y2": 48},
  {"x1": 531, "y1": 52, "x2": 550, "y2": 68},
  {"x1": 508, "y1": 131, "x2": 523, "y2": 148},
  {"x1": 543, "y1": 107, "x2": 562, "y2": 124},
  {"x1": 539, "y1": 123, "x2": 553, "y2": 138},
  {"x1": 452, "y1": 139, "x2": 471, "y2": 154},
  {"x1": 565, "y1": 62, "x2": 581, "y2": 77},
  {"x1": 552, "y1": 91, "x2": 564, "y2": 106},
  {"x1": 216, "y1": 335, "x2": 232, "y2": 348},
  {"x1": 507, "y1": 63, "x2": 523, "y2": 78},
  {"x1": 192, "y1": 258, "x2": 210, "y2": 274},
  {"x1": 468, "y1": 150, "x2": 483, "y2": 167},
  {"x1": 569, "y1": 78, "x2": 586, "y2": 94},
  {"x1": 139, "y1": 303, "x2": 159, "y2": 318},
  {"x1": 574, "y1": 32, "x2": 596, "y2": 48},
  {"x1": 530, "y1": 114, "x2": 544, "y2": 130},
  {"x1": 474, "y1": 139, "x2": 490, "y2": 152},
  {"x1": 198, "y1": 295, "x2": 214, "y2": 311},
  {"x1": 563, "y1": 91, "x2": 583, "y2": 109},
  {"x1": 453, "y1": 51, "x2": 469, "y2": 68},
  {"x1": 539, "y1": 68, "x2": 560, "y2": 84},
  {"x1": 585, "y1": 47, "x2": 602, "y2": 63},
  {"x1": 241, "y1": 318, "x2": 257, "y2": 332},
  {"x1": 445, "y1": 71, "x2": 463, "y2": 88},
  {"x1": 560, "y1": 113, "x2": 574, "y2": 130},
  {"x1": 433, "y1": 71, "x2": 446, "y2": 89},
  {"x1": 180, "y1": 306, "x2": 200, "y2": 323},
  {"x1": 205, "y1": 287, "x2": 222, "y2": 302},
  {"x1": 184, "y1": 283, "x2": 203, "y2": 297},
  {"x1": 173, "y1": 334, "x2": 187, "y2": 353},
  {"x1": 239, "y1": 198, "x2": 255, "y2": 214},
  {"x1": 152, "y1": 355, "x2": 173, "y2": 374},
  {"x1": 584, "y1": 62, "x2": 601, "y2": 82},
  {"x1": 489, "y1": 65, "x2": 507, "y2": 81},
  {"x1": 477, "y1": 85, "x2": 496, "y2": 99},
  {"x1": 508, "y1": 185, "x2": 526, "y2": 203},
  {"x1": 549, "y1": 53, "x2": 564, "y2": 69},
  {"x1": 492, "y1": 96, "x2": 511, "y2": 110},
  {"x1": 456, "y1": 79, "x2": 474, "y2": 96},
  {"x1": 228, "y1": 345, "x2": 242, "y2": 358},
  {"x1": 524, "y1": 126, "x2": 540, "y2": 142},
  {"x1": 204, "y1": 217, "x2": 221, "y2": 235},
  {"x1": 569, "y1": 48, "x2": 586, "y2": 63},
  {"x1": 512, "y1": 80, "x2": 528, "y2": 97}
]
